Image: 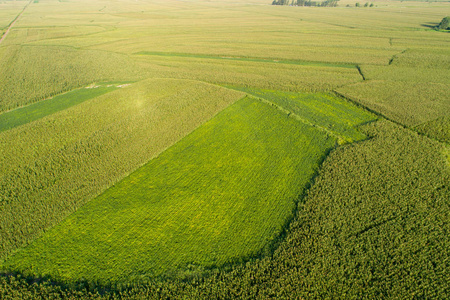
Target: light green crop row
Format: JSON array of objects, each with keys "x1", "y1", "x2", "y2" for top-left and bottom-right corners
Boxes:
[{"x1": 228, "y1": 87, "x2": 377, "y2": 143}]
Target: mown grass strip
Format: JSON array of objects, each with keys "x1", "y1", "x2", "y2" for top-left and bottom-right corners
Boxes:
[
  {"x1": 134, "y1": 51, "x2": 356, "y2": 69},
  {"x1": 228, "y1": 87, "x2": 377, "y2": 143},
  {"x1": 0, "y1": 83, "x2": 126, "y2": 133},
  {"x1": 2, "y1": 96, "x2": 335, "y2": 285}
]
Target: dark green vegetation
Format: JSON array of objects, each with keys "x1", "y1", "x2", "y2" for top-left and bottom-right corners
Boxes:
[
  {"x1": 2, "y1": 97, "x2": 336, "y2": 284},
  {"x1": 0, "y1": 83, "x2": 123, "y2": 133},
  {"x1": 437, "y1": 16, "x2": 450, "y2": 30},
  {"x1": 1, "y1": 121, "x2": 449, "y2": 299},
  {"x1": 272, "y1": 0, "x2": 339, "y2": 7},
  {"x1": 229, "y1": 87, "x2": 376, "y2": 143},
  {"x1": 414, "y1": 115, "x2": 450, "y2": 144}
]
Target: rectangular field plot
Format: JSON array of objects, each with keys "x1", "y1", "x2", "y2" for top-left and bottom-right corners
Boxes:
[
  {"x1": 230, "y1": 87, "x2": 377, "y2": 143},
  {"x1": 336, "y1": 80, "x2": 450, "y2": 127},
  {"x1": 0, "y1": 83, "x2": 124, "y2": 133},
  {"x1": 2, "y1": 97, "x2": 335, "y2": 284}
]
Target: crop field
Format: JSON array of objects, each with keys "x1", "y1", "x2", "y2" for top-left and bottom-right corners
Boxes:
[
  {"x1": 2, "y1": 97, "x2": 337, "y2": 284},
  {"x1": 0, "y1": 0, "x2": 449, "y2": 298},
  {"x1": 336, "y1": 80, "x2": 450, "y2": 127},
  {"x1": 0, "y1": 78, "x2": 245, "y2": 261},
  {"x1": 0, "y1": 45, "x2": 145, "y2": 112},
  {"x1": 0, "y1": 1, "x2": 28, "y2": 31},
  {"x1": 414, "y1": 115, "x2": 450, "y2": 144},
  {"x1": 0, "y1": 82, "x2": 127, "y2": 133},
  {"x1": 229, "y1": 87, "x2": 377, "y2": 143}
]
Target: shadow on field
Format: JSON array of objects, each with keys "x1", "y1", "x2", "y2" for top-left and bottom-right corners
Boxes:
[{"x1": 420, "y1": 22, "x2": 438, "y2": 29}]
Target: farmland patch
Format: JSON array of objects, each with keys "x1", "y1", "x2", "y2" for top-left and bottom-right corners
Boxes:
[
  {"x1": 336, "y1": 80, "x2": 450, "y2": 127},
  {"x1": 414, "y1": 116, "x2": 450, "y2": 144},
  {"x1": 137, "y1": 55, "x2": 362, "y2": 92},
  {"x1": 0, "y1": 45, "x2": 145, "y2": 112},
  {"x1": 0, "y1": 82, "x2": 127, "y2": 133},
  {"x1": 1, "y1": 97, "x2": 335, "y2": 284},
  {"x1": 229, "y1": 87, "x2": 377, "y2": 143},
  {"x1": 0, "y1": 78, "x2": 245, "y2": 261},
  {"x1": 135, "y1": 51, "x2": 356, "y2": 69}
]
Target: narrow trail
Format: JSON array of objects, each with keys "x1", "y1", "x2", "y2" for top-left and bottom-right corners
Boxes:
[{"x1": 0, "y1": 0, "x2": 33, "y2": 46}]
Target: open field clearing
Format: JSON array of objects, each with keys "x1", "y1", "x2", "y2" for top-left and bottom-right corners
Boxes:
[
  {"x1": 0, "y1": 0, "x2": 449, "y2": 298},
  {"x1": 0, "y1": 78, "x2": 245, "y2": 261},
  {"x1": 2, "y1": 97, "x2": 336, "y2": 284},
  {"x1": 0, "y1": 82, "x2": 126, "y2": 133},
  {"x1": 230, "y1": 87, "x2": 377, "y2": 143},
  {"x1": 336, "y1": 80, "x2": 450, "y2": 127}
]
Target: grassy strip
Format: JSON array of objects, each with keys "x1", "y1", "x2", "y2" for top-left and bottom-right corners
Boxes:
[
  {"x1": 2, "y1": 97, "x2": 335, "y2": 285},
  {"x1": 0, "y1": 83, "x2": 125, "y2": 133},
  {"x1": 228, "y1": 87, "x2": 377, "y2": 143},
  {"x1": 135, "y1": 51, "x2": 356, "y2": 69}
]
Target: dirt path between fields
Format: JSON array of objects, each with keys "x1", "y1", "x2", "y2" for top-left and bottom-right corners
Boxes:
[{"x1": 0, "y1": 0, "x2": 33, "y2": 45}]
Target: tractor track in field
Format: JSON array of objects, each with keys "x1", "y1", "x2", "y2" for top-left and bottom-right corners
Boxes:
[{"x1": 0, "y1": 0, "x2": 33, "y2": 46}]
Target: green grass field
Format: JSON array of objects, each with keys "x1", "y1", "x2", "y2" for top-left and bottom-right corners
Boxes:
[
  {"x1": 229, "y1": 87, "x2": 377, "y2": 143},
  {"x1": 2, "y1": 97, "x2": 336, "y2": 284},
  {"x1": 0, "y1": 0, "x2": 449, "y2": 298}
]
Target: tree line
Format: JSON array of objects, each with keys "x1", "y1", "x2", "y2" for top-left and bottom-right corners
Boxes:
[{"x1": 272, "y1": 0, "x2": 339, "y2": 7}]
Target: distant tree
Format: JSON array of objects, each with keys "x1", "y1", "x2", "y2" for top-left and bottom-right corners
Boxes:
[
  {"x1": 355, "y1": 2, "x2": 360, "y2": 6},
  {"x1": 437, "y1": 16, "x2": 450, "y2": 30},
  {"x1": 272, "y1": 0, "x2": 339, "y2": 6},
  {"x1": 369, "y1": 3, "x2": 374, "y2": 6},
  {"x1": 364, "y1": 2, "x2": 369, "y2": 7}
]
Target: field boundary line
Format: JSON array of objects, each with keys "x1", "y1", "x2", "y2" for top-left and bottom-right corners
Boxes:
[
  {"x1": 247, "y1": 95, "x2": 345, "y2": 143},
  {"x1": 0, "y1": 0, "x2": 33, "y2": 46},
  {"x1": 135, "y1": 51, "x2": 356, "y2": 69}
]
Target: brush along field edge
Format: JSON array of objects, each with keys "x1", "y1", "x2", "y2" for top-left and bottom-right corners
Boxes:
[
  {"x1": 2, "y1": 96, "x2": 337, "y2": 284},
  {"x1": 0, "y1": 78, "x2": 246, "y2": 261}
]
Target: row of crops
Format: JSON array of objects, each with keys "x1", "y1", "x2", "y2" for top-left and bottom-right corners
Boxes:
[
  {"x1": 0, "y1": 79, "x2": 245, "y2": 261},
  {"x1": 1, "y1": 120, "x2": 448, "y2": 299}
]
